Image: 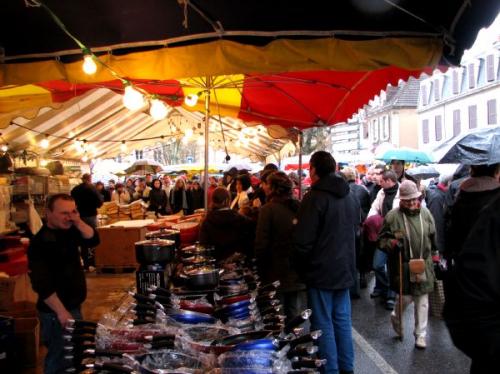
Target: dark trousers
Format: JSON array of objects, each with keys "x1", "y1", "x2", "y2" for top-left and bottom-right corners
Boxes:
[{"x1": 40, "y1": 308, "x2": 82, "y2": 374}]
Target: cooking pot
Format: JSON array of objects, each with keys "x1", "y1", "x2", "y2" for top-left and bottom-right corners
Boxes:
[
  {"x1": 181, "y1": 243, "x2": 215, "y2": 257},
  {"x1": 145, "y1": 229, "x2": 181, "y2": 249},
  {"x1": 135, "y1": 239, "x2": 176, "y2": 265},
  {"x1": 181, "y1": 266, "x2": 222, "y2": 289}
]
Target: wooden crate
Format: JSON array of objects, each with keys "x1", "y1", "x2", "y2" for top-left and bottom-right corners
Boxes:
[{"x1": 94, "y1": 226, "x2": 147, "y2": 269}]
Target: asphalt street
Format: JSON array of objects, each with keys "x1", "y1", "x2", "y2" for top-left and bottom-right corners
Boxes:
[{"x1": 350, "y1": 276, "x2": 470, "y2": 374}]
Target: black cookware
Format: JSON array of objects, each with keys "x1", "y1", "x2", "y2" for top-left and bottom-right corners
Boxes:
[
  {"x1": 181, "y1": 266, "x2": 222, "y2": 289},
  {"x1": 145, "y1": 229, "x2": 180, "y2": 249},
  {"x1": 135, "y1": 239, "x2": 176, "y2": 265}
]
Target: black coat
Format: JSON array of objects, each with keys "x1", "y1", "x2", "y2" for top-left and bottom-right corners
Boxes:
[
  {"x1": 425, "y1": 183, "x2": 447, "y2": 253},
  {"x1": 71, "y1": 183, "x2": 103, "y2": 218},
  {"x1": 292, "y1": 173, "x2": 360, "y2": 290},
  {"x1": 255, "y1": 199, "x2": 304, "y2": 292},
  {"x1": 348, "y1": 181, "x2": 370, "y2": 222},
  {"x1": 199, "y1": 208, "x2": 254, "y2": 260},
  {"x1": 148, "y1": 187, "x2": 169, "y2": 214},
  {"x1": 190, "y1": 188, "x2": 204, "y2": 211}
]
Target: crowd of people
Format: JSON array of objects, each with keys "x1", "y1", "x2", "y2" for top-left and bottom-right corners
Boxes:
[{"x1": 26, "y1": 151, "x2": 500, "y2": 374}]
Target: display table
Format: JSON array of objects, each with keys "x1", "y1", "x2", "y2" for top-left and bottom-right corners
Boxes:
[{"x1": 94, "y1": 220, "x2": 154, "y2": 271}]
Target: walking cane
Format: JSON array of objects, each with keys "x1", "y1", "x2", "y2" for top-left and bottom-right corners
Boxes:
[{"x1": 398, "y1": 249, "x2": 404, "y2": 341}]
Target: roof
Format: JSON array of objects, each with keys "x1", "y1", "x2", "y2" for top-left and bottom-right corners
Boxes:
[{"x1": 1, "y1": 88, "x2": 288, "y2": 161}]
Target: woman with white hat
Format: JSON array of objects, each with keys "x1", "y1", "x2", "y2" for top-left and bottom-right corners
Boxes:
[{"x1": 378, "y1": 180, "x2": 440, "y2": 349}]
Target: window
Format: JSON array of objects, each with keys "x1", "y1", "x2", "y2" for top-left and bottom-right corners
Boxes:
[
  {"x1": 420, "y1": 85, "x2": 428, "y2": 106},
  {"x1": 452, "y1": 70, "x2": 459, "y2": 94},
  {"x1": 382, "y1": 116, "x2": 390, "y2": 141},
  {"x1": 487, "y1": 99, "x2": 497, "y2": 125},
  {"x1": 434, "y1": 79, "x2": 440, "y2": 101},
  {"x1": 422, "y1": 119, "x2": 429, "y2": 144},
  {"x1": 468, "y1": 105, "x2": 477, "y2": 129},
  {"x1": 486, "y1": 54, "x2": 495, "y2": 82},
  {"x1": 435, "y1": 115, "x2": 443, "y2": 141},
  {"x1": 372, "y1": 120, "x2": 379, "y2": 142},
  {"x1": 363, "y1": 122, "x2": 369, "y2": 139},
  {"x1": 453, "y1": 109, "x2": 461, "y2": 137},
  {"x1": 468, "y1": 63, "x2": 475, "y2": 89}
]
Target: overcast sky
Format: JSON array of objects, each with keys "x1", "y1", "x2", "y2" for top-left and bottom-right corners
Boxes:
[{"x1": 461, "y1": 11, "x2": 500, "y2": 63}]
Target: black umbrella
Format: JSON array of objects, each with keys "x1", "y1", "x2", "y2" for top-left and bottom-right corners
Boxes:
[{"x1": 439, "y1": 126, "x2": 500, "y2": 165}]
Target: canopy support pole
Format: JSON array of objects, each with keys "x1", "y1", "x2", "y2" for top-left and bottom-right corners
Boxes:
[
  {"x1": 203, "y1": 77, "x2": 211, "y2": 211},
  {"x1": 298, "y1": 130, "x2": 303, "y2": 200}
]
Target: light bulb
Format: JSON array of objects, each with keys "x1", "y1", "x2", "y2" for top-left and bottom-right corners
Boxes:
[
  {"x1": 123, "y1": 85, "x2": 145, "y2": 111},
  {"x1": 182, "y1": 136, "x2": 189, "y2": 144},
  {"x1": 82, "y1": 54, "x2": 97, "y2": 75},
  {"x1": 120, "y1": 142, "x2": 127, "y2": 153},
  {"x1": 82, "y1": 154, "x2": 89, "y2": 162},
  {"x1": 197, "y1": 136, "x2": 204, "y2": 146},
  {"x1": 184, "y1": 94, "x2": 199, "y2": 107},
  {"x1": 40, "y1": 138, "x2": 49, "y2": 149},
  {"x1": 185, "y1": 128, "x2": 193, "y2": 138},
  {"x1": 40, "y1": 159, "x2": 48, "y2": 167},
  {"x1": 0, "y1": 144, "x2": 8, "y2": 152},
  {"x1": 149, "y1": 99, "x2": 169, "y2": 121}
]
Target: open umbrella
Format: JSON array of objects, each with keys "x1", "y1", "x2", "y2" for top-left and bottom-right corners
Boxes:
[
  {"x1": 377, "y1": 147, "x2": 433, "y2": 164},
  {"x1": 438, "y1": 126, "x2": 500, "y2": 165},
  {"x1": 124, "y1": 159, "x2": 163, "y2": 175},
  {"x1": 406, "y1": 165, "x2": 440, "y2": 180}
]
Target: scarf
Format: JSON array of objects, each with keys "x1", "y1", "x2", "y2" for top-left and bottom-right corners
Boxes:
[{"x1": 382, "y1": 184, "x2": 399, "y2": 217}]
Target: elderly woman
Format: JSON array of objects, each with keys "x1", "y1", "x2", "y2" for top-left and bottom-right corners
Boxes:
[
  {"x1": 254, "y1": 172, "x2": 306, "y2": 322},
  {"x1": 378, "y1": 180, "x2": 439, "y2": 349}
]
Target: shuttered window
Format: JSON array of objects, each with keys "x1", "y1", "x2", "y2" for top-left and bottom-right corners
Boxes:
[
  {"x1": 434, "y1": 79, "x2": 440, "y2": 101},
  {"x1": 363, "y1": 122, "x2": 369, "y2": 139},
  {"x1": 486, "y1": 54, "x2": 495, "y2": 82},
  {"x1": 420, "y1": 85, "x2": 428, "y2": 106},
  {"x1": 453, "y1": 109, "x2": 461, "y2": 137},
  {"x1": 468, "y1": 105, "x2": 477, "y2": 129},
  {"x1": 468, "y1": 63, "x2": 475, "y2": 89},
  {"x1": 487, "y1": 99, "x2": 497, "y2": 125},
  {"x1": 435, "y1": 115, "x2": 443, "y2": 141},
  {"x1": 452, "y1": 70, "x2": 459, "y2": 94},
  {"x1": 422, "y1": 119, "x2": 429, "y2": 144}
]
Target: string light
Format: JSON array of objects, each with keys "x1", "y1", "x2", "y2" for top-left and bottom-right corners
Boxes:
[
  {"x1": 82, "y1": 53, "x2": 97, "y2": 75},
  {"x1": 0, "y1": 144, "x2": 8, "y2": 152},
  {"x1": 185, "y1": 128, "x2": 193, "y2": 138},
  {"x1": 120, "y1": 141, "x2": 127, "y2": 153},
  {"x1": 149, "y1": 99, "x2": 169, "y2": 121},
  {"x1": 40, "y1": 136, "x2": 49, "y2": 149},
  {"x1": 184, "y1": 94, "x2": 199, "y2": 107},
  {"x1": 40, "y1": 159, "x2": 48, "y2": 167},
  {"x1": 81, "y1": 153, "x2": 89, "y2": 162},
  {"x1": 123, "y1": 85, "x2": 145, "y2": 111},
  {"x1": 197, "y1": 136, "x2": 204, "y2": 146}
]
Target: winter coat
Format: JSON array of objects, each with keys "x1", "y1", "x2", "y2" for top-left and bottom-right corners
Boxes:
[
  {"x1": 170, "y1": 188, "x2": 192, "y2": 215},
  {"x1": 111, "y1": 190, "x2": 131, "y2": 204},
  {"x1": 133, "y1": 186, "x2": 151, "y2": 202},
  {"x1": 190, "y1": 188, "x2": 204, "y2": 211},
  {"x1": 255, "y1": 199, "x2": 305, "y2": 292},
  {"x1": 348, "y1": 181, "x2": 371, "y2": 222},
  {"x1": 230, "y1": 191, "x2": 250, "y2": 211},
  {"x1": 292, "y1": 173, "x2": 360, "y2": 290},
  {"x1": 425, "y1": 183, "x2": 447, "y2": 253},
  {"x1": 378, "y1": 206, "x2": 438, "y2": 296},
  {"x1": 367, "y1": 185, "x2": 400, "y2": 218},
  {"x1": 148, "y1": 187, "x2": 169, "y2": 214},
  {"x1": 199, "y1": 208, "x2": 255, "y2": 260},
  {"x1": 71, "y1": 183, "x2": 103, "y2": 218}
]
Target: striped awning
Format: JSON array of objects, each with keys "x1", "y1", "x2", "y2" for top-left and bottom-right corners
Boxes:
[{"x1": 1, "y1": 87, "x2": 289, "y2": 161}]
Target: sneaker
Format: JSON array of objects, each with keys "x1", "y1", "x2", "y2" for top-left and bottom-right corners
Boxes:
[
  {"x1": 390, "y1": 314, "x2": 402, "y2": 337},
  {"x1": 415, "y1": 336, "x2": 426, "y2": 349},
  {"x1": 385, "y1": 299, "x2": 395, "y2": 310}
]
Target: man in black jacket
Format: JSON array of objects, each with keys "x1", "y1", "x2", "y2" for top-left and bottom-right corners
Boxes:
[
  {"x1": 28, "y1": 194, "x2": 100, "y2": 374},
  {"x1": 71, "y1": 173, "x2": 103, "y2": 270},
  {"x1": 293, "y1": 151, "x2": 359, "y2": 374}
]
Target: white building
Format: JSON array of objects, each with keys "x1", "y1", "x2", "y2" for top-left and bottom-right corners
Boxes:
[
  {"x1": 417, "y1": 39, "x2": 500, "y2": 152},
  {"x1": 330, "y1": 121, "x2": 361, "y2": 155}
]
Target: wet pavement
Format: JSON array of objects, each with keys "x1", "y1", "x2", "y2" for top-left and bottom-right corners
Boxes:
[{"x1": 350, "y1": 275, "x2": 471, "y2": 374}]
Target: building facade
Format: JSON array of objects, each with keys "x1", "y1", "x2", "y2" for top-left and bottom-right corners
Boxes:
[{"x1": 417, "y1": 41, "x2": 500, "y2": 152}]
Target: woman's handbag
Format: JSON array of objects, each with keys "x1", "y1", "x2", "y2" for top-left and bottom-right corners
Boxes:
[{"x1": 403, "y1": 213, "x2": 427, "y2": 283}]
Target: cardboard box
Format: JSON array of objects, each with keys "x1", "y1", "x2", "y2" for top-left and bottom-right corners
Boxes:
[
  {"x1": 14, "y1": 317, "x2": 39, "y2": 367},
  {"x1": 0, "y1": 273, "x2": 37, "y2": 311},
  {"x1": 95, "y1": 225, "x2": 148, "y2": 268}
]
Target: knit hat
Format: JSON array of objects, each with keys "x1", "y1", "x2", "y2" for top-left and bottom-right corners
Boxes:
[{"x1": 399, "y1": 180, "x2": 421, "y2": 200}]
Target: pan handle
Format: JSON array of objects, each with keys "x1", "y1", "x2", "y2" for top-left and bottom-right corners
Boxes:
[{"x1": 283, "y1": 309, "x2": 312, "y2": 334}]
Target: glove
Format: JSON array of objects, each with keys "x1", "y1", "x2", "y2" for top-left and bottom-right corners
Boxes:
[
  {"x1": 390, "y1": 239, "x2": 403, "y2": 252},
  {"x1": 432, "y1": 255, "x2": 440, "y2": 264}
]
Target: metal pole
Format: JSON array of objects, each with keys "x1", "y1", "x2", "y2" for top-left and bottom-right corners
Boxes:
[
  {"x1": 203, "y1": 77, "x2": 210, "y2": 211},
  {"x1": 298, "y1": 130, "x2": 303, "y2": 200}
]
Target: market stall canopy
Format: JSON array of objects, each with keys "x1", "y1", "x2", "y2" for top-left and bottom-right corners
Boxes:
[
  {"x1": 0, "y1": 88, "x2": 289, "y2": 160},
  {"x1": 1, "y1": 1, "x2": 499, "y2": 131}
]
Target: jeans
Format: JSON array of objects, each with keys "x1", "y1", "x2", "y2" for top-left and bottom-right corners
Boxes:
[
  {"x1": 80, "y1": 216, "x2": 97, "y2": 269},
  {"x1": 308, "y1": 288, "x2": 354, "y2": 374},
  {"x1": 372, "y1": 249, "x2": 396, "y2": 299},
  {"x1": 40, "y1": 308, "x2": 82, "y2": 374}
]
